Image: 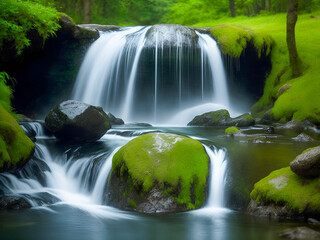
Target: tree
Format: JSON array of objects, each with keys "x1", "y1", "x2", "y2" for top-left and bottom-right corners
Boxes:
[
  {"x1": 286, "y1": 0, "x2": 302, "y2": 78},
  {"x1": 83, "y1": 0, "x2": 90, "y2": 23},
  {"x1": 229, "y1": 0, "x2": 236, "y2": 17},
  {"x1": 265, "y1": 0, "x2": 270, "y2": 11}
]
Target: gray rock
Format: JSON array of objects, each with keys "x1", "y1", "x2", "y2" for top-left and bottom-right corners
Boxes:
[
  {"x1": 279, "y1": 227, "x2": 320, "y2": 239},
  {"x1": 45, "y1": 100, "x2": 111, "y2": 142},
  {"x1": 274, "y1": 120, "x2": 304, "y2": 137},
  {"x1": 290, "y1": 146, "x2": 320, "y2": 178},
  {"x1": 107, "y1": 113, "x2": 124, "y2": 125},
  {"x1": 77, "y1": 24, "x2": 120, "y2": 32},
  {"x1": 264, "y1": 126, "x2": 275, "y2": 134},
  {"x1": 228, "y1": 113, "x2": 255, "y2": 127},
  {"x1": 292, "y1": 133, "x2": 314, "y2": 142},
  {"x1": 308, "y1": 218, "x2": 320, "y2": 225},
  {"x1": 145, "y1": 24, "x2": 199, "y2": 48},
  {"x1": 247, "y1": 200, "x2": 295, "y2": 219},
  {"x1": 0, "y1": 196, "x2": 31, "y2": 210}
]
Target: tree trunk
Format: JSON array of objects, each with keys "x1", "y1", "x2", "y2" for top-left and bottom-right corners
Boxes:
[
  {"x1": 84, "y1": 0, "x2": 90, "y2": 24},
  {"x1": 229, "y1": 0, "x2": 236, "y2": 17},
  {"x1": 286, "y1": 0, "x2": 301, "y2": 78},
  {"x1": 265, "y1": 0, "x2": 271, "y2": 11}
]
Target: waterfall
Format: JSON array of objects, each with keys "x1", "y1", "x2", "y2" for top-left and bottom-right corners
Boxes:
[
  {"x1": 71, "y1": 25, "x2": 231, "y2": 124},
  {"x1": 204, "y1": 145, "x2": 228, "y2": 208}
]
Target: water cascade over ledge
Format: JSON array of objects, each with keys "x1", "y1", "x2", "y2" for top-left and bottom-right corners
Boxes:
[{"x1": 72, "y1": 25, "x2": 232, "y2": 124}]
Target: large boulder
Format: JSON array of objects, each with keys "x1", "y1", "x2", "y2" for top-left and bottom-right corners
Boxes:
[
  {"x1": 188, "y1": 110, "x2": 255, "y2": 127},
  {"x1": 45, "y1": 100, "x2": 111, "y2": 142},
  {"x1": 107, "y1": 113, "x2": 124, "y2": 125},
  {"x1": 279, "y1": 227, "x2": 320, "y2": 240},
  {"x1": 290, "y1": 147, "x2": 320, "y2": 178},
  {"x1": 0, "y1": 105, "x2": 34, "y2": 172},
  {"x1": 248, "y1": 167, "x2": 320, "y2": 219},
  {"x1": 105, "y1": 133, "x2": 209, "y2": 213}
]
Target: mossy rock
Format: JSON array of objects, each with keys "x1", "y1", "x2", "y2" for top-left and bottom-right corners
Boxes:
[
  {"x1": 249, "y1": 167, "x2": 320, "y2": 218},
  {"x1": 106, "y1": 133, "x2": 209, "y2": 213},
  {"x1": 225, "y1": 127, "x2": 240, "y2": 135},
  {"x1": 188, "y1": 109, "x2": 230, "y2": 126},
  {"x1": 188, "y1": 110, "x2": 255, "y2": 127},
  {"x1": 0, "y1": 105, "x2": 34, "y2": 172}
]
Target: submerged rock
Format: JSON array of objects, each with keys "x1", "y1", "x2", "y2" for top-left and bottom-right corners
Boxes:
[
  {"x1": 0, "y1": 106, "x2": 34, "y2": 173},
  {"x1": 0, "y1": 196, "x2": 31, "y2": 210},
  {"x1": 249, "y1": 167, "x2": 320, "y2": 219},
  {"x1": 290, "y1": 146, "x2": 320, "y2": 178},
  {"x1": 106, "y1": 133, "x2": 209, "y2": 213},
  {"x1": 274, "y1": 120, "x2": 304, "y2": 137},
  {"x1": 292, "y1": 133, "x2": 314, "y2": 142},
  {"x1": 45, "y1": 100, "x2": 111, "y2": 142},
  {"x1": 279, "y1": 227, "x2": 320, "y2": 240},
  {"x1": 188, "y1": 110, "x2": 255, "y2": 127}
]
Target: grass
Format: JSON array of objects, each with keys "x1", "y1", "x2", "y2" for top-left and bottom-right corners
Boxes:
[
  {"x1": 194, "y1": 11, "x2": 320, "y2": 123},
  {"x1": 250, "y1": 167, "x2": 320, "y2": 214},
  {"x1": 111, "y1": 133, "x2": 209, "y2": 209},
  {"x1": 0, "y1": 105, "x2": 34, "y2": 172}
]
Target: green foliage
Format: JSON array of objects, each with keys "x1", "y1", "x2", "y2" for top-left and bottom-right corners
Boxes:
[
  {"x1": 0, "y1": 0, "x2": 60, "y2": 54},
  {"x1": 225, "y1": 127, "x2": 240, "y2": 134},
  {"x1": 0, "y1": 105, "x2": 34, "y2": 172},
  {"x1": 211, "y1": 24, "x2": 273, "y2": 57},
  {"x1": 112, "y1": 133, "x2": 209, "y2": 209},
  {"x1": 250, "y1": 167, "x2": 320, "y2": 214},
  {"x1": 0, "y1": 72, "x2": 14, "y2": 114}
]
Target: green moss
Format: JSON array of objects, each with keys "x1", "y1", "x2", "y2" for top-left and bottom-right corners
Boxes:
[
  {"x1": 0, "y1": 105, "x2": 34, "y2": 171},
  {"x1": 250, "y1": 167, "x2": 320, "y2": 214},
  {"x1": 210, "y1": 24, "x2": 273, "y2": 58},
  {"x1": 129, "y1": 199, "x2": 137, "y2": 208},
  {"x1": 225, "y1": 127, "x2": 240, "y2": 135},
  {"x1": 111, "y1": 133, "x2": 209, "y2": 209}
]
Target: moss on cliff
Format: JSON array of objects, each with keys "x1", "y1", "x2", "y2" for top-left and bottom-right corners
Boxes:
[
  {"x1": 210, "y1": 24, "x2": 273, "y2": 58},
  {"x1": 0, "y1": 105, "x2": 34, "y2": 172}
]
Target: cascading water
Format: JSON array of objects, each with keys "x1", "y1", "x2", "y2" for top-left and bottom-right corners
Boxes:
[
  {"x1": 72, "y1": 25, "x2": 232, "y2": 124},
  {"x1": 0, "y1": 122, "x2": 228, "y2": 212}
]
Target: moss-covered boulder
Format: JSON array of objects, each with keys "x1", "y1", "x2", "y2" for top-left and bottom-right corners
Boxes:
[
  {"x1": 225, "y1": 127, "x2": 240, "y2": 135},
  {"x1": 45, "y1": 100, "x2": 111, "y2": 142},
  {"x1": 290, "y1": 146, "x2": 320, "y2": 178},
  {"x1": 228, "y1": 113, "x2": 255, "y2": 127},
  {"x1": 188, "y1": 109, "x2": 231, "y2": 126},
  {"x1": 188, "y1": 110, "x2": 255, "y2": 127},
  {"x1": 0, "y1": 105, "x2": 34, "y2": 172},
  {"x1": 248, "y1": 167, "x2": 320, "y2": 218},
  {"x1": 106, "y1": 133, "x2": 209, "y2": 213}
]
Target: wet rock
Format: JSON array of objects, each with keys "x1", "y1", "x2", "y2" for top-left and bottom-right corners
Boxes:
[
  {"x1": 279, "y1": 227, "x2": 320, "y2": 239},
  {"x1": 0, "y1": 196, "x2": 31, "y2": 210},
  {"x1": 308, "y1": 218, "x2": 320, "y2": 225},
  {"x1": 264, "y1": 126, "x2": 275, "y2": 134},
  {"x1": 188, "y1": 110, "x2": 255, "y2": 127},
  {"x1": 145, "y1": 24, "x2": 199, "y2": 48},
  {"x1": 228, "y1": 113, "x2": 255, "y2": 127},
  {"x1": 274, "y1": 120, "x2": 304, "y2": 137},
  {"x1": 107, "y1": 113, "x2": 124, "y2": 125},
  {"x1": 106, "y1": 133, "x2": 209, "y2": 213},
  {"x1": 290, "y1": 146, "x2": 320, "y2": 178},
  {"x1": 292, "y1": 133, "x2": 314, "y2": 142},
  {"x1": 77, "y1": 24, "x2": 120, "y2": 32},
  {"x1": 278, "y1": 84, "x2": 292, "y2": 97},
  {"x1": 225, "y1": 127, "x2": 241, "y2": 136},
  {"x1": 247, "y1": 200, "x2": 294, "y2": 219},
  {"x1": 45, "y1": 100, "x2": 111, "y2": 142}
]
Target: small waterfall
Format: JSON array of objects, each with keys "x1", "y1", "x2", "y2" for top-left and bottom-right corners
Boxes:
[
  {"x1": 71, "y1": 25, "x2": 231, "y2": 124},
  {"x1": 204, "y1": 145, "x2": 228, "y2": 208}
]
